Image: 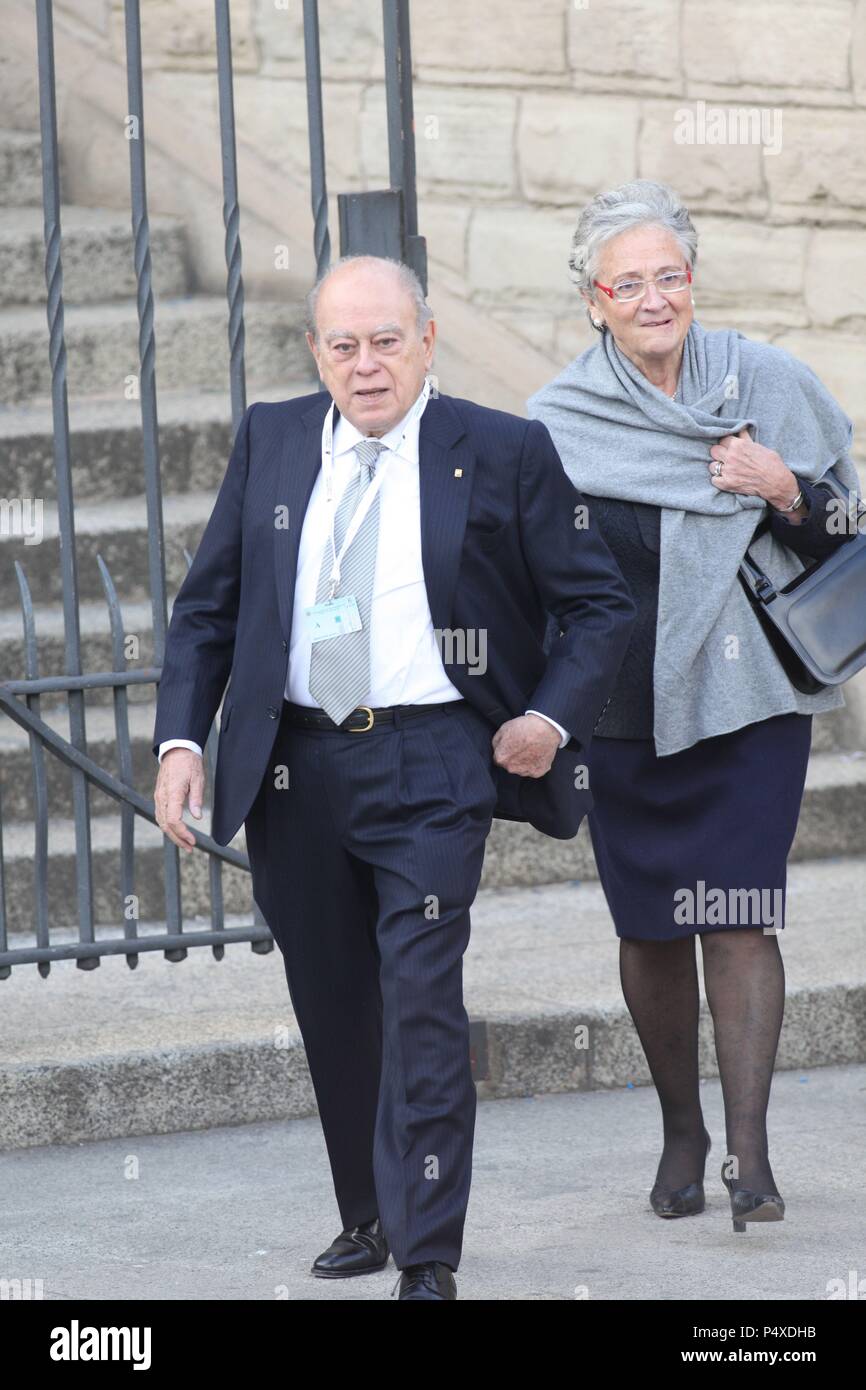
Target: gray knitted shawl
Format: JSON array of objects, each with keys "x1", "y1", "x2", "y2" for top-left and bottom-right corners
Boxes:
[{"x1": 527, "y1": 319, "x2": 860, "y2": 755}]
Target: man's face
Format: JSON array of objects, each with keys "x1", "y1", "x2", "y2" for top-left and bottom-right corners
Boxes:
[{"x1": 306, "y1": 263, "x2": 436, "y2": 437}]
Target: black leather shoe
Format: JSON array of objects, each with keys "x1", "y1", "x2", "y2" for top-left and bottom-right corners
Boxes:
[
  {"x1": 392, "y1": 1261, "x2": 457, "y2": 1300},
  {"x1": 310, "y1": 1217, "x2": 390, "y2": 1278},
  {"x1": 721, "y1": 1163, "x2": 785, "y2": 1234},
  {"x1": 650, "y1": 1131, "x2": 712, "y2": 1218}
]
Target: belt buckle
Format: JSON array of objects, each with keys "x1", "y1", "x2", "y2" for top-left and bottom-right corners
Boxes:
[{"x1": 347, "y1": 705, "x2": 375, "y2": 732}]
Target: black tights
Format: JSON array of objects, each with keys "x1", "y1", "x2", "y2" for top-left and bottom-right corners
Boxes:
[{"x1": 619, "y1": 929, "x2": 785, "y2": 1195}]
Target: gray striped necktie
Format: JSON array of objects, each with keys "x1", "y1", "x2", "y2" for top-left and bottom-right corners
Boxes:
[{"x1": 308, "y1": 437, "x2": 387, "y2": 724}]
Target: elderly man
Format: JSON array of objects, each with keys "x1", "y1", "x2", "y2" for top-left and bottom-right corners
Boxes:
[{"x1": 152, "y1": 254, "x2": 635, "y2": 1300}]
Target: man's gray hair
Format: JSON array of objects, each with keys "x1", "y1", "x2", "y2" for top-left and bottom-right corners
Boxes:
[
  {"x1": 304, "y1": 254, "x2": 433, "y2": 340},
  {"x1": 569, "y1": 179, "x2": 698, "y2": 300}
]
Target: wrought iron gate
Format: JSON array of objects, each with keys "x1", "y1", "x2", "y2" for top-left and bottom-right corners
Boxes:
[{"x1": 0, "y1": 0, "x2": 425, "y2": 976}]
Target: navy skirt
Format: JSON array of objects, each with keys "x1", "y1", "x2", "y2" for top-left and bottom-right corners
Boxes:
[{"x1": 584, "y1": 713, "x2": 813, "y2": 941}]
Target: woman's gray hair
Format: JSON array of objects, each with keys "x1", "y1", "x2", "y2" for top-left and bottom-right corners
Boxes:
[
  {"x1": 305, "y1": 253, "x2": 433, "y2": 340},
  {"x1": 569, "y1": 180, "x2": 698, "y2": 323}
]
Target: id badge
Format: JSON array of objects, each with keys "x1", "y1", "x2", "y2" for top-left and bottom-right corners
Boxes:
[{"x1": 304, "y1": 594, "x2": 363, "y2": 642}]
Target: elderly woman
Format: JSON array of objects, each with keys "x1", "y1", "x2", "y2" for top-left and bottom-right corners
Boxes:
[{"x1": 528, "y1": 179, "x2": 860, "y2": 1233}]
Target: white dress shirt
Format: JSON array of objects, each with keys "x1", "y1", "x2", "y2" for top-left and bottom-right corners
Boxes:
[{"x1": 158, "y1": 386, "x2": 568, "y2": 761}]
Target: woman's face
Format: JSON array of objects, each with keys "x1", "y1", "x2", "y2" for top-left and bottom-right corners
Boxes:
[{"x1": 586, "y1": 225, "x2": 693, "y2": 369}]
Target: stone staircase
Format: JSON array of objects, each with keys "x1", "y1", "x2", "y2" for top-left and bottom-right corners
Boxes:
[
  {"x1": 1, "y1": 124, "x2": 865, "y2": 945},
  {"x1": 0, "y1": 126, "x2": 316, "y2": 936}
]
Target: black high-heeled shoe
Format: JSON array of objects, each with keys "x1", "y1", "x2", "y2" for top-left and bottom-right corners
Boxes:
[
  {"x1": 720, "y1": 1162, "x2": 785, "y2": 1234},
  {"x1": 650, "y1": 1130, "x2": 712, "y2": 1218}
]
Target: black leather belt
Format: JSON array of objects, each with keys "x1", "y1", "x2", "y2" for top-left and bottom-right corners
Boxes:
[{"x1": 282, "y1": 700, "x2": 465, "y2": 732}]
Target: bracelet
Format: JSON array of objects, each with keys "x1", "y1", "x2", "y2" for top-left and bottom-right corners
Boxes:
[{"x1": 773, "y1": 488, "x2": 804, "y2": 514}]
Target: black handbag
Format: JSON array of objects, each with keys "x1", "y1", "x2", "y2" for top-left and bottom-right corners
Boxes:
[{"x1": 737, "y1": 471, "x2": 866, "y2": 694}]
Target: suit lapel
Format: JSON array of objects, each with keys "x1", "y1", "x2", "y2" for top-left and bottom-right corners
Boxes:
[
  {"x1": 273, "y1": 393, "x2": 330, "y2": 644},
  {"x1": 418, "y1": 394, "x2": 472, "y2": 634}
]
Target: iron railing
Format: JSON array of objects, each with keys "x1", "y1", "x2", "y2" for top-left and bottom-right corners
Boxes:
[{"x1": 0, "y1": 0, "x2": 424, "y2": 975}]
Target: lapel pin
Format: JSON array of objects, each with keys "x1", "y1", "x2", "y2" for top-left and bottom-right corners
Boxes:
[{"x1": 454, "y1": 468, "x2": 463, "y2": 477}]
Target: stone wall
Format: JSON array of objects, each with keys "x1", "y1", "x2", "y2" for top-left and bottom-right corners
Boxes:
[{"x1": 3, "y1": 0, "x2": 865, "y2": 450}]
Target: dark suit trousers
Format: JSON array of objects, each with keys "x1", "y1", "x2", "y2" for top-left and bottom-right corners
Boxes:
[{"x1": 242, "y1": 698, "x2": 497, "y2": 1271}]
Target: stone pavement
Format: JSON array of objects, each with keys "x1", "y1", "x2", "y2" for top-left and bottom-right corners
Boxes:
[
  {"x1": 1, "y1": 857, "x2": 865, "y2": 1149},
  {"x1": 1, "y1": 1063, "x2": 863, "y2": 1301}
]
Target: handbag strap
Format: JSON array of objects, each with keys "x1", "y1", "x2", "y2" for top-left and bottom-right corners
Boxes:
[{"x1": 739, "y1": 511, "x2": 774, "y2": 600}]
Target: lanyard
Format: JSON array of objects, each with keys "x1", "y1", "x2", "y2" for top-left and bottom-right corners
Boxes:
[{"x1": 320, "y1": 377, "x2": 432, "y2": 598}]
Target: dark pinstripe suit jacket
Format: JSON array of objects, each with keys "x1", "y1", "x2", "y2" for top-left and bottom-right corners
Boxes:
[{"x1": 152, "y1": 390, "x2": 637, "y2": 844}]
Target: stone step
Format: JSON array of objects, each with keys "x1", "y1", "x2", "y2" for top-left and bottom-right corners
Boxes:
[
  {"x1": 0, "y1": 205, "x2": 189, "y2": 305},
  {"x1": 0, "y1": 295, "x2": 310, "y2": 404},
  {"x1": 0, "y1": 693, "x2": 863, "y2": 924},
  {"x1": 810, "y1": 674, "x2": 866, "y2": 754},
  {"x1": 0, "y1": 809, "x2": 255, "y2": 934},
  {"x1": 0, "y1": 130, "x2": 42, "y2": 207},
  {"x1": 0, "y1": 383, "x2": 316, "y2": 502},
  {"x1": 1, "y1": 856, "x2": 863, "y2": 1150},
  {"x1": 1, "y1": 488, "x2": 217, "y2": 607},
  {"x1": 812, "y1": 705, "x2": 855, "y2": 753},
  {"x1": 0, "y1": 596, "x2": 158, "y2": 709},
  {"x1": 0, "y1": 698, "x2": 197, "y2": 822}
]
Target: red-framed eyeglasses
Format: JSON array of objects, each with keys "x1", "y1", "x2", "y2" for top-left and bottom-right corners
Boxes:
[{"x1": 594, "y1": 268, "x2": 692, "y2": 303}]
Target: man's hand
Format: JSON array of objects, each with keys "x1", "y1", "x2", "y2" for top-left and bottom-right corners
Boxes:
[
  {"x1": 154, "y1": 748, "x2": 205, "y2": 853},
  {"x1": 492, "y1": 714, "x2": 561, "y2": 778}
]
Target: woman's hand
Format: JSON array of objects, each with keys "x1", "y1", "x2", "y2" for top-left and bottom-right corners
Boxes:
[{"x1": 708, "y1": 428, "x2": 800, "y2": 511}]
